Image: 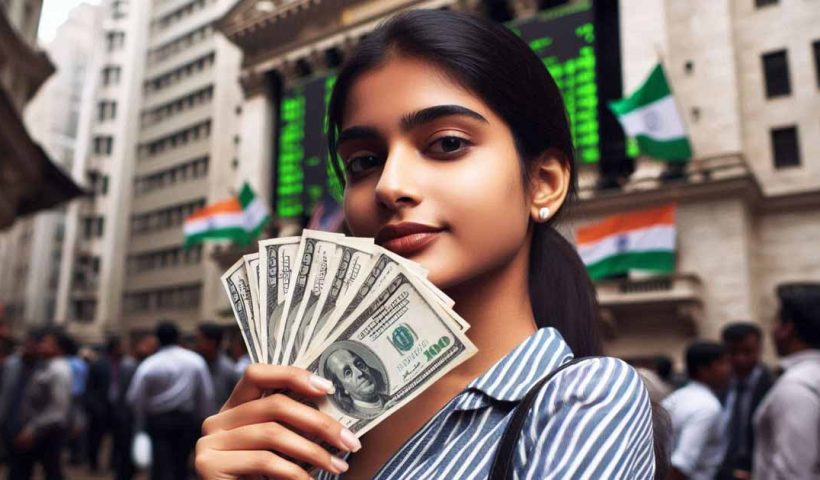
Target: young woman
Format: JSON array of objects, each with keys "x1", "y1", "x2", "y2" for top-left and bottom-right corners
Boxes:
[{"x1": 196, "y1": 10, "x2": 656, "y2": 479}]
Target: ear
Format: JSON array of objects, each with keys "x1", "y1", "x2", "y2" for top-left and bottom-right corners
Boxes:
[{"x1": 528, "y1": 148, "x2": 571, "y2": 223}]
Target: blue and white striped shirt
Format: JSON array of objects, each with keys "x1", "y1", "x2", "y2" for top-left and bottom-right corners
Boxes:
[{"x1": 317, "y1": 327, "x2": 655, "y2": 479}]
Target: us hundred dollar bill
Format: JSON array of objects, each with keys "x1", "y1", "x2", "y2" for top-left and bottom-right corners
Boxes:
[
  {"x1": 297, "y1": 238, "x2": 375, "y2": 361},
  {"x1": 278, "y1": 230, "x2": 345, "y2": 366},
  {"x1": 299, "y1": 268, "x2": 477, "y2": 437},
  {"x1": 220, "y1": 258, "x2": 261, "y2": 363},
  {"x1": 309, "y1": 252, "x2": 397, "y2": 350},
  {"x1": 258, "y1": 237, "x2": 300, "y2": 364},
  {"x1": 243, "y1": 253, "x2": 262, "y2": 350}
]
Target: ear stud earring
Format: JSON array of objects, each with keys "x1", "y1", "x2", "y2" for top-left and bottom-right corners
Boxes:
[{"x1": 538, "y1": 207, "x2": 550, "y2": 221}]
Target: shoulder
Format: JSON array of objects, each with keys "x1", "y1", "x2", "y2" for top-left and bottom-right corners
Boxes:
[
  {"x1": 543, "y1": 357, "x2": 649, "y2": 410},
  {"x1": 527, "y1": 356, "x2": 652, "y2": 434},
  {"x1": 521, "y1": 357, "x2": 655, "y2": 478},
  {"x1": 664, "y1": 383, "x2": 721, "y2": 417},
  {"x1": 768, "y1": 369, "x2": 820, "y2": 406}
]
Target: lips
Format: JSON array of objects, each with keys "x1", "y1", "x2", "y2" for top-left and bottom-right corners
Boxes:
[{"x1": 375, "y1": 222, "x2": 444, "y2": 256}]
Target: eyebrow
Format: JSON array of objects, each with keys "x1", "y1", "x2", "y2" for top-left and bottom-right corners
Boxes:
[{"x1": 336, "y1": 104, "x2": 489, "y2": 147}]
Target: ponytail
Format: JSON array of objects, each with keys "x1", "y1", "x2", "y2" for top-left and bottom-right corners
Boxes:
[{"x1": 528, "y1": 223, "x2": 602, "y2": 357}]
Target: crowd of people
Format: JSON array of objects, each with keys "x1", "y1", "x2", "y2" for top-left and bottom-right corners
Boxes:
[
  {"x1": 0, "y1": 283, "x2": 816, "y2": 480},
  {"x1": 0, "y1": 320, "x2": 249, "y2": 480},
  {"x1": 647, "y1": 282, "x2": 820, "y2": 479}
]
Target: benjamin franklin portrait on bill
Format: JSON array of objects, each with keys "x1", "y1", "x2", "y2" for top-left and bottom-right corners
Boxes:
[{"x1": 319, "y1": 340, "x2": 393, "y2": 419}]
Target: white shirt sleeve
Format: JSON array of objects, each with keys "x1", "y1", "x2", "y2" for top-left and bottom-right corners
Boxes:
[
  {"x1": 762, "y1": 379, "x2": 820, "y2": 478},
  {"x1": 670, "y1": 404, "x2": 722, "y2": 476}
]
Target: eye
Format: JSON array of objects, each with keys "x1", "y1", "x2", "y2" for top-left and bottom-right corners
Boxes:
[
  {"x1": 427, "y1": 136, "x2": 471, "y2": 156},
  {"x1": 345, "y1": 154, "x2": 383, "y2": 176},
  {"x1": 343, "y1": 367, "x2": 352, "y2": 378},
  {"x1": 355, "y1": 359, "x2": 366, "y2": 370}
]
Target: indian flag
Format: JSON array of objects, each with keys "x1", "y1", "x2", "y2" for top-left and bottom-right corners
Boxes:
[
  {"x1": 576, "y1": 204, "x2": 676, "y2": 280},
  {"x1": 184, "y1": 182, "x2": 270, "y2": 247},
  {"x1": 608, "y1": 64, "x2": 692, "y2": 162}
]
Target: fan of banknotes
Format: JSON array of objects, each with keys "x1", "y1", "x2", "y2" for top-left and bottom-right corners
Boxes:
[{"x1": 221, "y1": 230, "x2": 477, "y2": 437}]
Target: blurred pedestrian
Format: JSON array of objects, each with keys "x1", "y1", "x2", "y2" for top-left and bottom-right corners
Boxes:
[
  {"x1": 127, "y1": 321, "x2": 215, "y2": 480},
  {"x1": 0, "y1": 336, "x2": 14, "y2": 392},
  {"x1": 132, "y1": 333, "x2": 158, "y2": 362},
  {"x1": 64, "y1": 335, "x2": 89, "y2": 467},
  {"x1": 717, "y1": 322, "x2": 773, "y2": 480},
  {"x1": 85, "y1": 335, "x2": 137, "y2": 479},
  {"x1": 662, "y1": 341, "x2": 732, "y2": 480},
  {"x1": 752, "y1": 283, "x2": 820, "y2": 479},
  {"x1": 0, "y1": 327, "x2": 73, "y2": 480},
  {"x1": 226, "y1": 331, "x2": 250, "y2": 376},
  {"x1": 194, "y1": 322, "x2": 238, "y2": 411},
  {"x1": 0, "y1": 331, "x2": 38, "y2": 466}
]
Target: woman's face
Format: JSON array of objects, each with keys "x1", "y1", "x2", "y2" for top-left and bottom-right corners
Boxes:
[{"x1": 339, "y1": 56, "x2": 532, "y2": 289}]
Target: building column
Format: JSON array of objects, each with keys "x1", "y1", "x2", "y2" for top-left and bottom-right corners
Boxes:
[{"x1": 238, "y1": 69, "x2": 276, "y2": 208}]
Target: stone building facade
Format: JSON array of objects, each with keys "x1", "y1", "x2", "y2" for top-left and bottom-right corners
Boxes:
[
  {"x1": 216, "y1": 0, "x2": 819, "y2": 364},
  {"x1": 0, "y1": 0, "x2": 81, "y2": 327},
  {"x1": 53, "y1": 0, "x2": 244, "y2": 341}
]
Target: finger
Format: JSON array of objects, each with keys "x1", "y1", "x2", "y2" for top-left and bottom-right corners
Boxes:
[
  {"x1": 195, "y1": 449, "x2": 315, "y2": 480},
  {"x1": 203, "y1": 393, "x2": 360, "y2": 453},
  {"x1": 221, "y1": 364, "x2": 335, "y2": 411},
  {"x1": 198, "y1": 422, "x2": 349, "y2": 475}
]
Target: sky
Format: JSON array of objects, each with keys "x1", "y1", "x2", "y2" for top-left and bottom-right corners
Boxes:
[{"x1": 37, "y1": 0, "x2": 100, "y2": 44}]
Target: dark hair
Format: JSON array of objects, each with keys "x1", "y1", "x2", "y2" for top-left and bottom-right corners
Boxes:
[
  {"x1": 685, "y1": 341, "x2": 726, "y2": 379},
  {"x1": 654, "y1": 355, "x2": 673, "y2": 381},
  {"x1": 326, "y1": 9, "x2": 601, "y2": 357},
  {"x1": 0, "y1": 336, "x2": 15, "y2": 356},
  {"x1": 721, "y1": 322, "x2": 762, "y2": 344},
  {"x1": 105, "y1": 335, "x2": 122, "y2": 354},
  {"x1": 777, "y1": 283, "x2": 820, "y2": 349},
  {"x1": 156, "y1": 320, "x2": 180, "y2": 347},
  {"x1": 59, "y1": 332, "x2": 78, "y2": 356},
  {"x1": 198, "y1": 322, "x2": 224, "y2": 345}
]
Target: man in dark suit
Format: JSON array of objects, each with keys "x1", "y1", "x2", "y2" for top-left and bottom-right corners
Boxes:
[
  {"x1": 84, "y1": 336, "x2": 137, "y2": 480},
  {"x1": 718, "y1": 322, "x2": 773, "y2": 480}
]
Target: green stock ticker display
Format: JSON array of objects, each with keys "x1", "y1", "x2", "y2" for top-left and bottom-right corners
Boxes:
[{"x1": 275, "y1": 2, "x2": 609, "y2": 218}]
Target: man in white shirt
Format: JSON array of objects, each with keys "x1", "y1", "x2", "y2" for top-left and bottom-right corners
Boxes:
[
  {"x1": 127, "y1": 321, "x2": 215, "y2": 480},
  {"x1": 663, "y1": 341, "x2": 732, "y2": 480},
  {"x1": 753, "y1": 283, "x2": 820, "y2": 480}
]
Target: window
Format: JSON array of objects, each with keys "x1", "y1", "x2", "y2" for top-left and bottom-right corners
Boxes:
[
  {"x1": 130, "y1": 198, "x2": 206, "y2": 234},
  {"x1": 82, "y1": 216, "x2": 105, "y2": 239},
  {"x1": 92, "y1": 136, "x2": 113, "y2": 155},
  {"x1": 762, "y1": 50, "x2": 791, "y2": 98},
  {"x1": 771, "y1": 126, "x2": 800, "y2": 169},
  {"x1": 112, "y1": 0, "x2": 127, "y2": 19},
  {"x1": 106, "y1": 31, "x2": 125, "y2": 51},
  {"x1": 101, "y1": 66, "x2": 122, "y2": 86},
  {"x1": 141, "y1": 85, "x2": 213, "y2": 127},
  {"x1": 72, "y1": 300, "x2": 96, "y2": 322},
  {"x1": 755, "y1": 0, "x2": 778, "y2": 7},
  {"x1": 97, "y1": 101, "x2": 117, "y2": 121},
  {"x1": 123, "y1": 284, "x2": 202, "y2": 313},
  {"x1": 138, "y1": 121, "x2": 211, "y2": 160},
  {"x1": 813, "y1": 40, "x2": 820, "y2": 89}
]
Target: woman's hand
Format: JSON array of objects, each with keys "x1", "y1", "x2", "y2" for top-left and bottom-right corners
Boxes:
[{"x1": 196, "y1": 364, "x2": 362, "y2": 479}]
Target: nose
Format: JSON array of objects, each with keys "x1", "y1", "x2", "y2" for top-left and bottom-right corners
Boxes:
[{"x1": 374, "y1": 144, "x2": 421, "y2": 211}]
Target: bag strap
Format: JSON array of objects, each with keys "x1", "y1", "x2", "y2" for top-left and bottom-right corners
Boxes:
[{"x1": 489, "y1": 356, "x2": 596, "y2": 480}]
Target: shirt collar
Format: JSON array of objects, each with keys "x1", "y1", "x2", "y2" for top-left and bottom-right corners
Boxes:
[
  {"x1": 451, "y1": 328, "x2": 574, "y2": 411},
  {"x1": 780, "y1": 348, "x2": 820, "y2": 370}
]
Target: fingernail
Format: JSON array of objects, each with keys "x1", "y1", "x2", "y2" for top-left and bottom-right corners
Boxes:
[
  {"x1": 309, "y1": 374, "x2": 335, "y2": 394},
  {"x1": 340, "y1": 428, "x2": 361, "y2": 452},
  {"x1": 330, "y1": 456, "x2": 349, "y2": 474}
]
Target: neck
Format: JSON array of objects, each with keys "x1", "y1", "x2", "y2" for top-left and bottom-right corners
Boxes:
[{"x1": 443, "y1": 236, "x2": 537, "y2": 382}]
